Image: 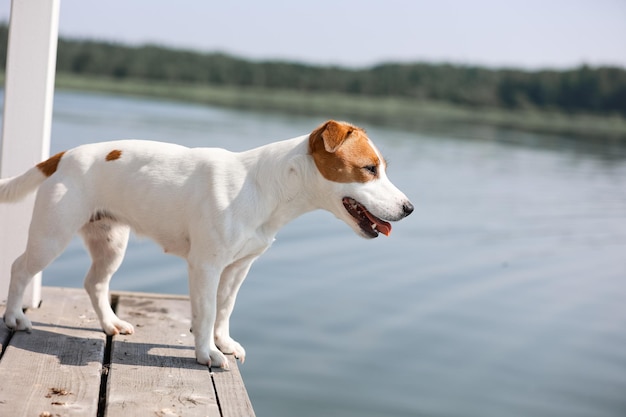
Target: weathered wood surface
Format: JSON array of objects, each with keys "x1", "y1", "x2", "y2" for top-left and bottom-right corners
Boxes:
[
  {"x1": 0, "y1": 287, "x2": 106, "y2": 416},
  {"x1": 0, "y1": 287, "x2": 255, "y2": 417},
  {"x1": 106, "y1": 294, "x2": 221, "y2": 416},
  {"x1": 213, "y1": 356, "x2": 257, "y2": 417}
]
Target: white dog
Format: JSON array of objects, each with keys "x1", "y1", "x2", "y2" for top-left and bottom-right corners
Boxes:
[{"x1": 0, "y1": 120, "x2": 413, "y2": 368}]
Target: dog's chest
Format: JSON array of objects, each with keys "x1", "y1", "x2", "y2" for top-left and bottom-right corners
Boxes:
[
  {"x1": 231, "y1": 230, "x2": 275, "y2": 263},
  {"x1": 161, "y1": 233, "x2": 192, "y2": 257}
]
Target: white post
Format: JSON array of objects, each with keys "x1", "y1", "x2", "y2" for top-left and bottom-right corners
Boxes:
[{"x1": 0, "y1": 0, "x2": 60, "y2": 307}]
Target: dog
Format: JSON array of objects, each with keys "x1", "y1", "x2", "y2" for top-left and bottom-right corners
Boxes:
[{"x1": 0, "y1": 120, "x2": 413, "y2": 368}]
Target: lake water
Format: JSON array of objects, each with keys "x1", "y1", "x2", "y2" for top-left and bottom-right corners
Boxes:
[{"x1": 3, "y1": 91, "x2": 626, "y2": 417}]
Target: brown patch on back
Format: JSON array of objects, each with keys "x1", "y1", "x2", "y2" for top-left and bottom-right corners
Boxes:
[
  {"x1": 308, "y1": 120, "x2": 380, "y2": 183},
  {"x1": 105, "y1": 149, "x2": 122, "y2": 161},
  {"x1": 36, "y1": 151, "x2": 65, "y2": 177}
]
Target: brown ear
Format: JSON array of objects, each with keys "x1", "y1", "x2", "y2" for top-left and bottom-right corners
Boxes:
[{"x1": 312, "y1": 120, "x2": 354, "y2": 153}]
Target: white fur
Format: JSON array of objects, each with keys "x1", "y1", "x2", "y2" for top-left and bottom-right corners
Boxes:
[{"x1": 0, "y1": 130, "x2": 412, "y2": 368}]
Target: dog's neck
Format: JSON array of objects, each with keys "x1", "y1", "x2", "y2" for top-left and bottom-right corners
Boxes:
[{"x1": 241, "y1": 135, "x2": 322, "y2": 235}]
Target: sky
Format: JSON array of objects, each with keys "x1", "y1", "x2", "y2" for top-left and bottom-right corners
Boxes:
[{"x1": 1, "y1": 0, "x2": 625, "y2": 69}]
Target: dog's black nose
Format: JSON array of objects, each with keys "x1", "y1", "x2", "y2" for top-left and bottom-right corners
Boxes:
[{"x1": 403, "y1": 201, "x2": 414, "y2": 216}]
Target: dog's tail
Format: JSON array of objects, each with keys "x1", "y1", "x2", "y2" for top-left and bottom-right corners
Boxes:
[
  {"x1": 0, "y1": 151, "x2": 64, "y2": 203},
  {"x1": 0, "y1": 167, "x2": 47, "y2": 203}
]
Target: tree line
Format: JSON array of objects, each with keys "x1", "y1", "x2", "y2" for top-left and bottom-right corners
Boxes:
[{"x1": 1, "y1": 24, "x2": 625, "y2": 115}]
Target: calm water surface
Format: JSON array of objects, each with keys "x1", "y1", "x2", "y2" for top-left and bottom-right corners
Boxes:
[{"x1": 4, "y1": 91, "x2": 626, "y2": 417}]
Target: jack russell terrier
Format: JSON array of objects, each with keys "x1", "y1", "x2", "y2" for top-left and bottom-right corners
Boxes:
[{"x1": 0, "y1": 120, "x2": 413, "y2": 368}]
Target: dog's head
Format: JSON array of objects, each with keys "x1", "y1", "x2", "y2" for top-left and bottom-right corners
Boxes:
[{"x1": 308, "y1": 120, "x2": 413, "y2": 239}]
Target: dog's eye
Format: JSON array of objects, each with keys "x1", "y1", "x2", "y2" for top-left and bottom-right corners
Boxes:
[{"x1": 363, "y1": 165, "x2": 378, "y2": 176}]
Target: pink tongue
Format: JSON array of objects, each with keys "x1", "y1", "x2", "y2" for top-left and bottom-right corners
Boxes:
[{"x1": 364, "y1": 210, "x2": 392, "y2": 236}]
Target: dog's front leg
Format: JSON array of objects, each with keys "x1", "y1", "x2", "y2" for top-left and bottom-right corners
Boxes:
[
  {"x1": 214, "y1": 256, "x2": 256, "y2": 363},
  {"x1": 188, "y1": 260, "x2": 229, "y2": 369}
]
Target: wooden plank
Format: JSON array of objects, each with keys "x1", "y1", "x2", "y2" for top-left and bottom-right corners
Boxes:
[
  {"x1": 0, "y1": 0, "x2": 60, "y2": 308},
  {"x1": 106, "y1": 294, "x2": 221, "y2": 417},
  {"x1": 0, "y1": 287, "x2": 106, "y2": 416},
  {"x1": 212, "y1": 356, "x2": 257, "y2": 417}
]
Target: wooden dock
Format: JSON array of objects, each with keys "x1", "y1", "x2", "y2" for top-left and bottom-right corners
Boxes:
[{"x1": 0, "y1": 286, "x2": 255, "y2": 417}]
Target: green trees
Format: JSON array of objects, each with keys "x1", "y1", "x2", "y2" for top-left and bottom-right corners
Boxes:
[
  {"x1": 496, "y1": 67, "x2": 626, "y2": 114},
  {"x1": 1, "y1": 24, "x2": 624, "y2": 115}
]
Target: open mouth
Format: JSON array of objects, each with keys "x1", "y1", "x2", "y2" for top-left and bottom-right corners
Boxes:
[{"x1": 342, "y1": 197, "x2": 392, "y2": 238}]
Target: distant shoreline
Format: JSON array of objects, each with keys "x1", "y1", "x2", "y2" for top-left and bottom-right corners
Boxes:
[
  {"x1": 2, "y1": 72, "x2": 624, "y2": 139},
  {"x1": 52, "y1": 74, "x2": 626, "y2": 140}
]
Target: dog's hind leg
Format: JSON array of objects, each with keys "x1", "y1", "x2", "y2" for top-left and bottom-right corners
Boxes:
[
  {"x1": 3, "y1": 182, "x2": 86, "y2": 332},
  {"x1": 80, "y1": 219, "x2": 133, "y2": 335},
  {"x1": 3, "y1": 253, "x2": 41, "y2": 332}
]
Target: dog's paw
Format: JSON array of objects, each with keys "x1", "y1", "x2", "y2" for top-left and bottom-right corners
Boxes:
[
  {"x1": 196, "y1": 348, "x2": 229, "y2": 369},
  {"x1": 3, "y1": 309, "x2": 32, "y2": 332},
  {"x1": 216, "y1": 336, "x2": 246, "y2": 364},
  {"x1": 102, "y1": 318, "x2": 134, "y2": 336}
]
